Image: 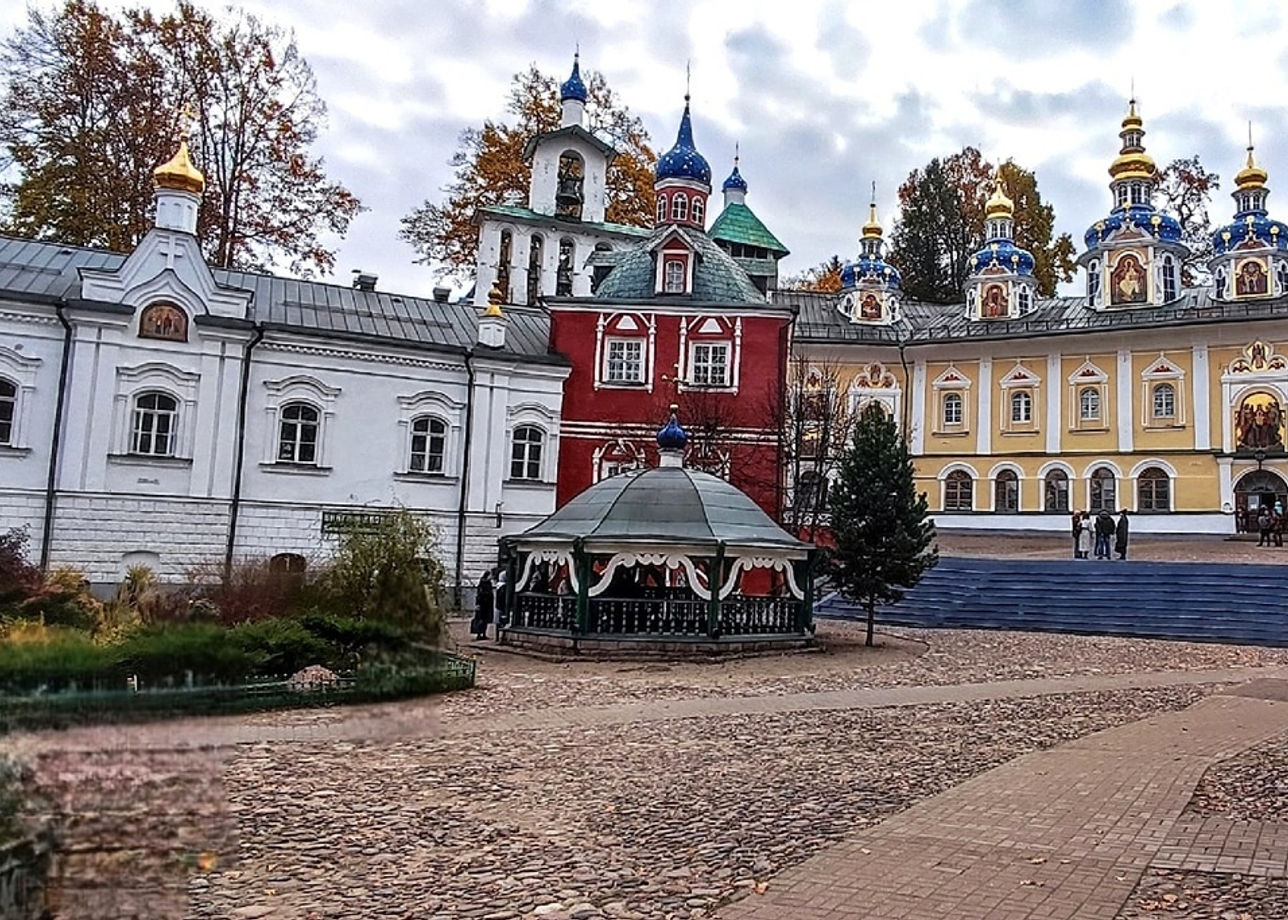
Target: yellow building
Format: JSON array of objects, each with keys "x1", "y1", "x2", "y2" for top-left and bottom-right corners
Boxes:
[{"x1": 785, "y1": 102, "x2": 1288, "y2": 534}]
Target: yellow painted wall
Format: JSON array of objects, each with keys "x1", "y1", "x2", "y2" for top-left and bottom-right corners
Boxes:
[{"x1": 1060, "y1": 353, "x2": 1117, "y2": 453}]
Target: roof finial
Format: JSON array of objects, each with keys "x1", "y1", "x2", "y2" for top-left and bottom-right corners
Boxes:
[
  {"x1": 734, "y1": 140, "x2": 739, "y2": 167},
  {"x1": 870, "y1": 180, "x2": 877, "y2": 207},
  {"x1": 685, "y1": 60, "x2": 691, "y2": 103},
  {"x1": 1248, "y1": 120, "x2": 1255, "y2": 163}
]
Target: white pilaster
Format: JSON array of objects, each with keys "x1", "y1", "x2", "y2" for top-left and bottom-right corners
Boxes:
[
  {"x1": 1116, "y1": 348, "x2": 1133, "y2": 453},
  {"x1": 1192, "y1": 344, "x2": 1210, "y2": 450},
  {"x1": 976, "y1": 357, "x2": 993, "y2": 456},
  {"x1": 1045, "y1": 352, "x2": 1061, "y2": 454},
  {"x1": 911, "y1": 359, "x2": 927, "y2": 454},
  {"x1": 1217, "y1": 456, "x2": 1233, "y2": 514}
]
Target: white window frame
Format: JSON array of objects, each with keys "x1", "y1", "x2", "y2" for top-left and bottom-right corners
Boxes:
[
  {"x1": 408, "y1": 415, "x2": 448, "y2": 474},
  {"x1": 671, "y1": 193, "x2": 689, "y2": 222},
  {"x1": 688, "y1": 341, "x2": 731, "y2": 388},
  {"x1": 0, "y1": 346, "x2": 40, "y2": 451},
  {"x1": 931, "y1": 366, "x2": 971, "y2": 435},
  {"x1": 998, "y1": 364, "x2": 1041, "y2": 433},
  {"x1": 262, "y1": 375, "x2": 340, "y2": 469},
  {"x1": 1078, "y1": 386, "x2": 1101, "y2": 422},
  {"x1": 942, "y1": 391, "x2": 964, "y2": 427},
  {"x1": 277, "y1": 401, "x2": 321, "y2": 464},
  {"x1": 130, "y1": 390, "x2": 180, "y2": 457},
  {"x1": 1152, "y1": 382, "x2": 1176, "y2": 421},
  {"x1": 655, "y1": 196, "x2": 667, "y2": 224},
  {"x1": 113, "y1": 362, "x2": 200, "y2": 460},
  {"x1": 396, "y1": 390, "x2": 465, "y2": 477},
  {"x1": 664, "y1": 259, "x2": 686, "y2": 293},
  {"x1": 510, "y1": 424, "x2": 546, "y2": 481},
  {"x1": 691, "y1": 196, "x2": 705, "y2": 225},
  {"x1": 604, "y1": 337, "x2": 645, "y2": 384},
  {"x1": 1010, "y1": 390, "x2": 1032, "y2": 424},
  {"x1": 1140, "y1": 357, "x2": 1186, "y2": 429}
]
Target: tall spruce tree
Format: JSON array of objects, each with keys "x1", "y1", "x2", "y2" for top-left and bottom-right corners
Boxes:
[{"x1": 826, "y1": 402, "x2": 937, "y2": 646}]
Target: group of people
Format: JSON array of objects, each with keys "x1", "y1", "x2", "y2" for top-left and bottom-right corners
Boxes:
[
  {"x1": 1071, "y1": 509, "x2": 1130, "y2": 560},
  {"x1": 470, "y1": 567, "x2": 508, "y2": 640},
  {"x1": 1255, "y1": 501, "x2": 1287, "y2": 547}
]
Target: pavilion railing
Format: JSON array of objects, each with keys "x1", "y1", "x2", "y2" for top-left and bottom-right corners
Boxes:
[
  {"x1": 719, "y1": 598, "x2": 801, "y2": 635},
  {"x1": 512, "y1": 593, "x2": 577, "y2": 631},
  {"x1": 511, "y1": 592, "x2": 804, "y2": 637},
  {"x1": 589, "y1": 598, "x2": 708, "y2": 636}
]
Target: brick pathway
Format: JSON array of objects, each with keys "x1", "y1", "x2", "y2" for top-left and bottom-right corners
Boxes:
[{"x1": 718, "y1": 686, "x2": 1288, "y2": 920}]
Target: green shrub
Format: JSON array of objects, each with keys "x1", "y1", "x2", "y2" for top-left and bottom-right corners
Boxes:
[
  {"x1": 298, "y1": 612, "x2": 409, "y2": 654},
  {"x1": 114, "y1": 623, "x2": 266, "y2": 685},
  {"x1": 229, "y1": 618, "x2": 333, "y2": 675},
  {"x1": 0, "y1": 628, "x2": 112, "y2": 693}
]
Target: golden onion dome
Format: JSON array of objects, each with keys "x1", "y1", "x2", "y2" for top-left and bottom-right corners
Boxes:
[
  {"x1": 153, "y1": 138, "x2": 205, "y2": 194},
  {"x1": 985, "y1": 176, "x2": 1013, "y2": 220},
  {"x1": 1108, "y1": 151, "x2": 1157, "y2": 181},
  {"x1": 1235, "y1": 145, "x2": 1268, "y2": 191},
  {"x1": 1120, "y1": 97, "x2": 1143, "y2": 133},
  {"x1": 861, "y1": 200, "x2": 883, "y2": 239}
]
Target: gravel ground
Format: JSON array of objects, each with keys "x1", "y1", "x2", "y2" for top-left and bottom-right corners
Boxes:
[
  {"x1": 192, "y1": 686, "x2": 1211, "y2": 920},
  {"x1": 1117, "y1": 868, "x2": 1288, "y2": 918},
  {"x1": 1186, "y1": 732, "x2": 1288, "y2": 824}
]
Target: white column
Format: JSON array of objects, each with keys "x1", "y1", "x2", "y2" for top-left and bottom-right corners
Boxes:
[
  {"x1": 1116, "y1": 348, "x2": 1133, "y2": 453},
  {"x1": 1046, "y1": 352, "x2": 1061, "y2": 454},
  {"x1": 976, "y1": 357, "x2": 993, "y2": 456},
  {"x1": 1218, "y1": 456, "x2": 1233, "y2": 515},
  {"x1": 1192, "y1": 344, "x2": 1210, "y2": 450},
  {"x1": 911, "y1": 359, "x2": 927, "y2": 455},
  {"x1": 1221, "y1": 378, "x2": 1234, "y2": 453}
]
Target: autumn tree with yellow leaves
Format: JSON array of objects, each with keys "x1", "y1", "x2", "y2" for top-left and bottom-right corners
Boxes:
[{"x1": 401, "y1": 64, "x2": 656, "y2": 281}]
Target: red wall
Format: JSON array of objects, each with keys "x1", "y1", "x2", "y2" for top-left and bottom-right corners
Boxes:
[{"x1": 550, "y1": 307, "x2": 790, "y2": 517}]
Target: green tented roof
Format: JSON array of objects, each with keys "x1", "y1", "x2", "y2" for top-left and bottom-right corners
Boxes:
[
  {"x1": 478, "y1": 204, "x2": 651, "y2": 238},
  {"x1": 593, "y1": 226, "x2": 767, "y2": 304},
  {"x1": 708, "y1": 202, "x2": 789, "y2": 255}
]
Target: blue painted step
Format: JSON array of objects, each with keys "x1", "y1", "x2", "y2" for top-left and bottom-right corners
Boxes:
[{"x1": 815, "y1": 557, "x2": 1288, "y2": 647}]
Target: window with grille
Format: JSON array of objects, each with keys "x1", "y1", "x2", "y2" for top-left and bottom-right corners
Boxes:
[
  {"x1": 605, "y1": 339, "x2": 644, "y2": 384},
  {"x1": 942, "y1": 392, "x2": 963, "y2": 427},
  {"x1": 1079, "y1": 387, "x2": 1101, "y2": 422},
  {"x1": 1044, "y1": 470, "x2": 1069, "y2": 512},
  {"x1": 1137, "y1": 467, "x2": 1171, "y2": 512},
  {"x1": 510, "y1": 425, "x2": 544, "y2": 480},
  {"x1": 278, "y1": 402, "x2": 320, "y2": 464},
  {"x1": 994, "y1": 469, "x2": 1019, "y2": 512},
  {"x1": 1010, "y1": 390, "x2": 1032, "y2": 424},
  {"x1": 944, "y1": 470, "x2": 973, "y2": 511},
  {"x1": 131, "y1": 391, "x2": 178, "y2": 456},
  {"x1": 0, "y1": 379, "x2": 14, "y2": 446},
  {"x1": 664, "y1": 259, "x2": 686, "y2": 293},
  {"x1": 690, "y1": 343, "x2": 730, "y2": 387},
  {"x1": 671, "y1": 193, "x2": 689, "y2": 222},
  {"x1": 1090, "y1": 468, "x2": 1117, "y2": 512},
  {"x1": 409, "y1": 416, "x2": 447, "y2": 473},
  {"x1": 1153, "y1": 383, "x2": 1176, "y2": 420}
]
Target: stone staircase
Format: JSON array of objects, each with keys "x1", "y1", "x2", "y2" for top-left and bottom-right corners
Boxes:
[{"x1": 816, "y1": 557, "x2": 1288, "y2": 647}]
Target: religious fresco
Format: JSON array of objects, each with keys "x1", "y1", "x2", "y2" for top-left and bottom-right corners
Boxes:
[
  {"x1": 858, "y1": 292, "x2": 881, "y2": 320},
  {"x1": 1235, "y1": 391, "x2": 1285, "y2": 452},
  {"x1": 138, "y1": 302, "x2": 187, "y2": 341},
  {"x1": 980, "y1": 283, "x2": 1008, "y2": 318},
  {"x1": 1235, "y1": 257, "x2": 1270, "y2": 298},
  {"x1": 853, "y1": 362, "x2": 897, "y2": 389},
  {"x1": 1109, "y1": 252, "x2": 1148, "y2": 305},
  {"x1": 1229, "y1": 340, "x2": 1288, "y2": 374}
]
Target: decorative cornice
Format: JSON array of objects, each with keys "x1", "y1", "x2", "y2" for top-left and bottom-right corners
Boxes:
[{"x1": 260, "y1": 339, "x2": 462, "y2": 373}]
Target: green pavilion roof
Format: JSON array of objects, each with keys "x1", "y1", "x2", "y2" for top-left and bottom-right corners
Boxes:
[{"x1": 708, "y1": 202, "x2": 789, "y2": 255}]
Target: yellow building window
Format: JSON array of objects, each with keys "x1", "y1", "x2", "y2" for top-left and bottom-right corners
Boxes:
[
  {"x1": 943, "y1": 470, "x2": 973, "y2": 511},
  {"x1": 936, "y1": 390, "x2": 969, "y2": 435}
]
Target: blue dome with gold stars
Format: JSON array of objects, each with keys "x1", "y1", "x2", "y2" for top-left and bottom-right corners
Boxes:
[
  {"x1": 656, "y1": 100, "x2": 711, "y2": 186},
  {"x1": 970, "y1": 238, "x2": 1036, "y2": 277},
  {"x1": 841, "y1": 255, "x2": 901, "y2": 288},
  {"x1": 722, "y1": 164, "x2": 747, "y2": 193},
  {"x1": 1212, "y1": 214, "x2": 1288, "y2": 255},
  {"x1": 560, "y1": 55, "x2": 587, "y2": 103},
  {"x1": 1084, "y1": 205, "x2": 1182, "y2": 250}
]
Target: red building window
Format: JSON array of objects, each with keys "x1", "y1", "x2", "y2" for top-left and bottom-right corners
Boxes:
[
  {"x1": 690, "y1": 342, "x2": 730, "y2": 387},
  {"x1": 664, "y1": 259, "x2": 686, "y2": 293}
]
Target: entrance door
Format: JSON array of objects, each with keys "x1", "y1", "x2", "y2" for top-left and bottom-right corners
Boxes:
[{"x1": 1234, "y1": 470, "x2": 1288, "y2": 532}]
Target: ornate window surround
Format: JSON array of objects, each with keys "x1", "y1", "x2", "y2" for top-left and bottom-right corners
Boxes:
[
  {"x1": 998, "y1": 363, "x2": 1041, "y2": 434},
  {"x1": 678, "y1": 315, "x2": 741, "y2": 394},
  {"x1": 1139, "y1": 353, "x2": 1186, "y2": 429},
  {"x1": 593, "y1": 312, "x2": 655, "y2": 391},
  {"x1": 505, "y1": 401, "x2": 559, "y2": 485},
  {"x1": 261, "y1": 374, "x2": 340, "y2": 470},
  {"x1": 112, "y1": 362, "x2": 200, "y2": 459},
  {"x1": 931, "y1": 365, "x2": 971, "y2": 436},
  {"x1": 396, "y1": 390, "x2": 465, "y2": 478},
  {"x1": 0, "y1": 345, "x2": 42, "y2": 451},
  {"x1": 1066, "y1": 359, "x2": 1109, "y2": 432}
]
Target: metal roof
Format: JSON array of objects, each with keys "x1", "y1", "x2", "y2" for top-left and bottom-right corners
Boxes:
[
  {"x1": 594, "y1": 226, "x2": 768, "y2": 304},
  {"x1": 515, "y1": 466, "x2": 809, "y2": 551},
  {"x1": 708, "y1": 202, "x2": 789, "y2": 255},
  {"x1": 0, "y1": 234, "x2": 562, "y2": 365},
  {"x1": 477, "y1": 204, "x2": 651, "y2": 239},
  {"x1": 780, "y1": 286, "x2": 1288, "y2": 347}
]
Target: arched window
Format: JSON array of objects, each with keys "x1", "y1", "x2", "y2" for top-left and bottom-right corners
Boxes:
[
  {"x1": 1115, "y1": 185, "x2": 1129, "y2": 209},
  {"x1": 1090, "y1": 467, "x2": 1116, "y2": 513},
  {"x1": 691, "y1": 196, "x2": 705, "y2": 226},
  {"x1": 994, "y1": 469, "x2": 1019, "y2": 513},
  {"x1": 664, "y1": 259, "x2": 685, "y2": 293},
  {"x1": 942, "y1": 392, "x2": 963, "y2": 427},
  {"x1": 1137, "y1": 467, "x2": 1171, "y2": 512},
  {"x1": 0, "y1": 378, "x2": 15, "y2": 446},
  {"x1": 278, "y1": 402, "x2": 319, "y2": 464},
  {"x1": 1276, "y1": 262, "x2": 1288, "y2": 297},
  {"x1": 269, "y1": 552, "x2": 307, "y2": 574},
  {"x1": 556, "y1": 238, "x2": 575, "y2": 296},
  {"x1": 510, "y1": 425, "x2": 544, "y2": 480},
  {"x1": 526, "y1": 234, "x2": 544, "y2": 303},
  {"x1": 1129, "y1": 183, "x2": 1145, "y2": 206},
  {"x1": 1017, "y1": 286, "x2": 1032, "y2": 313},
  {"x1": 1087, "y1": 261, "x2": 1101, "y2": 306},
  {"x1": 1079, "y1": 387, "x2": 1101, "y2": 422},
  {"x1": 555, "y1": 151, "x2": 584, "y2": 219},
  {"x1": 496, "y1": 230, "x2": 512, "y2": 299},
  {"x1": 1044, "y1": 469, "x2": 1070, "y2": 513},
  {"x1": 131, "y1": 391, "x2": 178, "y2": 457},
  {"x1": 1215, "y1": 265, "x2": 1227, "y2": 299},
  {"x1": 1162, "y1": 254, "x2": 1178, "y2": 302},
  {"x1": 409, "y1": 416, "x2": 447, "y2": 474},
  {"x1": 1152, "y1": 383, "x2": 1176, "y2": 421},
  {"x1": 944, "y1": 469, "x2": 973, "y2": 512},
  {"x1": 671, "y1": 193, "x2": 689, "y2": 223},
  {"x1": 1010, "y1": 390, "x2": 1032, "y2": 424}
]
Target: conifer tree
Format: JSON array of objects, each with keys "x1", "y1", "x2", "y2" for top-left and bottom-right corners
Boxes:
[{"x1": 826, "y1": 402, "x2": 937, "y2": 646}]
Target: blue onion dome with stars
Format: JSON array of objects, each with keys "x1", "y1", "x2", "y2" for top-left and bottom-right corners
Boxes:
[
  {"x1": 656, "y1": 405, "x2": 688, "y2": 451},
  {"x1": 969, "y1": 178, "x2": 1036, "y2": 277},
  {"x1": 560, "y1": 53, "x2": 587, "y2": 103},
  {"x1": 655, "y1": 97, "x2": 712, "y2": 187},
  {"x1": 721, "y1": 162, "x2": 747, "y2": 193},
  {"x1": 1212, "y1": 144, "x2": 1288, "y2": 256},
  {"x1": 841, "y1": 199, "x2": 901, "y2": 288},
  {"x1": 1084, "y1": 99, "x2": 1183, "y2": 249}
]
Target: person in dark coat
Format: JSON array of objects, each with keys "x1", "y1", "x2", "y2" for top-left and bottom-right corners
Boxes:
[
  {"x1": 472, "y1": 571, "x2": 493, "y2": 640},
  {"x1": 1114, "y1": 510, "x2": 1130, "y2": 560},
  {"x1": 1094, "y1": 510, "x2": 1115, "y2": 559},
  {"x1": 1070, "y1": 511, "x2": 1082, "y2": 559}
]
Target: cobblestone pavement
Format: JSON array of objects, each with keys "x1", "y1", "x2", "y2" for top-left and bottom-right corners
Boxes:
[{"x1": 720, "y1": 693, "x2": 1288, "y2": 920}]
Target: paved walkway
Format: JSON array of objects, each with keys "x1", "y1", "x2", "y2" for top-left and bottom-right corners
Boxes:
[{"x1": 718, "y1": 682, "x2": 1288, "y2": 920}]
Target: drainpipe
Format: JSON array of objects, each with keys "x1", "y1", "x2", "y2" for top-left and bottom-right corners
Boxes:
[
  {"x1": 453, "y1": 351, "x2": 477, "y2": 609},
  {"x1": 897, "y1": 336, "x2": 912, "y2": 446},
  {"x1": 223, "y1": 323, "x2": 264, "y2": 580},
  {"x1": 39, "y1": 303, "x2": 75, "y2": 571}
]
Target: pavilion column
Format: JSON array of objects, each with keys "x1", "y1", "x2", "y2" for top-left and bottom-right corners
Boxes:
[
  {"x1": 573, "y1": 538, "x2": 590, "y2": 635},
  {"x1": 504, "y1": 549, "x2": 519, "y2": 630},
  {"x1": 707, "y1": 541, "x2": 725, "y2": 639},
  {"x1": 800, "y1": 549, "x2": 817, "y2": 634}
]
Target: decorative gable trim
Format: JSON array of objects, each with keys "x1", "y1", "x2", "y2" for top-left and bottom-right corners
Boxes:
[
  {"x1": 1066, "y1": 358, "x2": 1109, "y2": 385},
  {"x1": 998, "y1": 363, "x2": 1041, "y2": 389},
  {"x1": 931, "y1": 365, "x2": 972, "y2": 390}
]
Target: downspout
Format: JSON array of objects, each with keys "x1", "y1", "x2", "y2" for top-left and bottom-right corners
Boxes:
[
  {"x1": 453, "y1": 351, "x2": 477, "y2": 609},
  {"x1": 39, "y1": 303, "x2": 75, "y2": 572},
  {"x1": 223, "y1": 323, "x2": 264, "y2": 580},
  {"x1": 897, "y1": 335, "x2": 912, "y2": 445}
]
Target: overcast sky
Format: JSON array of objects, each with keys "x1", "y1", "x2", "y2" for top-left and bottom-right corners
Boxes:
[{"x1": 7, "y1": 0, "x2": 1288, "y2": 297}]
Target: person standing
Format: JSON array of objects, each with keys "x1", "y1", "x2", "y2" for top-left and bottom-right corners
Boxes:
[
  {"x1": 1257, "y1": 503, "x2": 1273, "y2": 547},
  {"x1": 492, "y1": 566, "x2": 508, "y2": 640},
  {"x1": 1275, "y1": 501, "x2": 1286, "y2": 548},
  {"x1": 1094, "y1": 510, "x2": 1114, "y2": 559},
  {"x1": 472, "y1": 571, "x2": 493, "y2": 640},
  {"x1": 1070, "y1": 510, "x2": 1082, "y2": 559},
  {"x1": 1115, "y1": 510, "x2": 1130, "y2": 560},
  {"x1": 1077, "y1": 512, "x2": 1094, "y2": 560}
]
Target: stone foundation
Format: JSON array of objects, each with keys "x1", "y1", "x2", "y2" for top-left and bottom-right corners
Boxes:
[{"x1": 498, "y1": 627, "x2": 817, "y2": 661}]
